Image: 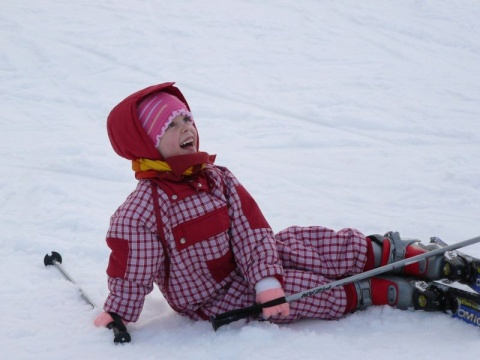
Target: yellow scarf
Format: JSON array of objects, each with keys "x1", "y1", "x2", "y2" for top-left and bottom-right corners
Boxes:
[{"x1": 132, "y1": 158, "x2": 205, "y2": 176}]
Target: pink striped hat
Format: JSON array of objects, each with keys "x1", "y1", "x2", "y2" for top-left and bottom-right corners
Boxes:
[{"x1": 137, "y1": 92, "x2": 193, "y2": 148}]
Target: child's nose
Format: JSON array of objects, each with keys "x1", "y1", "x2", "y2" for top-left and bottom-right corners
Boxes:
[{"x1": 182, "y1": 122, "x2": 193, "y2": 131}]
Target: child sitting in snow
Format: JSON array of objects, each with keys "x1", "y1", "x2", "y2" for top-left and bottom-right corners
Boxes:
[{"x1": 94, "y1": 82, "x2": 474, "y2": 330}]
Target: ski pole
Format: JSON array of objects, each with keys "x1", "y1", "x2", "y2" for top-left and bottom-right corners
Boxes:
[
  {"x1": 44, "y1": 251, "x2": 131, "y2": 344},
  {"x1": 210, "y1": 234, "x2": 480, "y2": 330},
  {"x1": 44, "y1": 251, "x2": 97, "y2": 308}
]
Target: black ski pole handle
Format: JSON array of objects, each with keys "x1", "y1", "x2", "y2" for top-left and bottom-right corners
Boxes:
[
  {"x1": 108, "y1": 322, "x2": 131, "y2": 344},
  {"x1": 107, "y1": 312, "x2": 131, "y2": 344},
  {"x1": 210, "y1": 303, "x2": 262, "y2": 331},
  {"x1": 210, "y1": 297, "x2": 287, "y2": 331}
]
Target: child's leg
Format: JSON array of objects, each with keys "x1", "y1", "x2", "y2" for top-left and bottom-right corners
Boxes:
[
  {"x1": 275, "y1": 226, "x2": 368, "y2": 279},
  {"x1": 266, "y1": 269, "x2": 436, "y2": 323},
  {"x1": 269, "y1": 269, "x2": 350, "y2": 323},
  {"x1": 271, "y1": 270, "x2": 455, "y2": 323}
]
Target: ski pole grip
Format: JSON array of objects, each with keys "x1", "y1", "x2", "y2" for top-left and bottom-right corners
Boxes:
[
  {"x1": 210, "y1": 296, "x2": 287, "y2": 331},
  {"x1": 210, "y1": 303, "x2": 262, "y2": 331},
  {"x1": 107, "y1": 312, "x2": 131, "y2": 344}
]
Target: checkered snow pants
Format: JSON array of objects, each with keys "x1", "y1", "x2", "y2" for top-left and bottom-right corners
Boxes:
[{"x1": 206, "y1": 226, "x2": 368, "y2": 323}]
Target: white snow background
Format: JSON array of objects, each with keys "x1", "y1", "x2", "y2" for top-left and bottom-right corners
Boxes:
[{"x1": 1, "y1": 1, "x2": 480, "y2": 359}]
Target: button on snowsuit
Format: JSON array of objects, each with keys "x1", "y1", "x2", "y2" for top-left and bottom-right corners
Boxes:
[{"x1": 103, "y1": 83, "x2": 369, "y2": 324}]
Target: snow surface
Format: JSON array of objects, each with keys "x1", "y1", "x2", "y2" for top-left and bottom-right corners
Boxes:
[{"x1": 1, "y1": 0, "x2": 480, "y2": 359}]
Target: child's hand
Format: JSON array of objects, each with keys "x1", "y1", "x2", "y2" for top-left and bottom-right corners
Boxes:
[
  {"x1": 255, "y1": 288, "x2": 290, "y2": 319},
  {"x1": 94, "y1": 311, "x2": 114, "y2": 327},
  {"x1": 94, "y1": 311, "x2": 129, "y2": 328}
]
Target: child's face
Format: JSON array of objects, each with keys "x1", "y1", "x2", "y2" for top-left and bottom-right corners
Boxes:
[{"x1": 157, "y1": 114, "x2": 198, "y2": 159}]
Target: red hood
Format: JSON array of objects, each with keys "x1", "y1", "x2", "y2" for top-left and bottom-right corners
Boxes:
[{"x1": 107, "y1": 82, "x2": 196, "y2": 160}]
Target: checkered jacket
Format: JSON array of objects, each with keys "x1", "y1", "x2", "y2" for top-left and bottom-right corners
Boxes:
[{"x1": 103, "y1": 165, "x2": 368, "y2": 323}]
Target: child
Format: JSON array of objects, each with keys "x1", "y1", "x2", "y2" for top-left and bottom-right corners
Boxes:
[{"x1": 94, "y1": 82, "x2": 474, "y2": 329}]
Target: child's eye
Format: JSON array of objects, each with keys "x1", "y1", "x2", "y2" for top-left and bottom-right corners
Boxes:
[{"x1": 166, "y1": 116, "x2": 192, "y2": 131}]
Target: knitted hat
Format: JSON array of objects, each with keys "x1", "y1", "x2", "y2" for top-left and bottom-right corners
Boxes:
[{"x1": 137, "y1": 91, "x2": 193, "y2": 148}]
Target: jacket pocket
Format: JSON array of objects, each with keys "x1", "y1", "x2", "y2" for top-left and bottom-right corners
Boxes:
[
  {"x1": 172, "y1": 206, "x2": 230, "y2": 251},
  {"x1": 206, "y1": 249, "x2": 236, "y2": 283}
]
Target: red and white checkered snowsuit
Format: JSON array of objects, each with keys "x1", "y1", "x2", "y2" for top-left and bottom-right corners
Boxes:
[{"x1": 103, "y1": 164, "x2": 368, "y2": 323}]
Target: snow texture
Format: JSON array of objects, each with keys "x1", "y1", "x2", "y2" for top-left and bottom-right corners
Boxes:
[{"x1": 1, "y1": 1, "x2": 480, "y2": 359}]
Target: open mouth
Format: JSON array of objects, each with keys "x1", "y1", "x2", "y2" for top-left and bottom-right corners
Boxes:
[{"x1": 180, "y1": 140, "x2": 194, "y2": 149}]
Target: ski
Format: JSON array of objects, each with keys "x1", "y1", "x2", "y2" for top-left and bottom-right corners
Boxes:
[
  {"x1": 430, "y1": 237, "x2": 480, "y2": 293},
  {"x1": 418, "y1": 281, "x2": 480, "y2": 328}
]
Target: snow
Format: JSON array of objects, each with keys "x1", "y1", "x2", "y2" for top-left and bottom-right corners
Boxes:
[{"x1": 1, "y1": 0, "x2": 480, "y2": 358}]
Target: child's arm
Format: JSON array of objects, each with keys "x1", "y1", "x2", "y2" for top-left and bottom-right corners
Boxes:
[
  {"x1": 100, "y1": 185, "x2": 164, "y2": 323},
  {"x1": 222, "y1": 169, "x2": 288, "y2": 315}
]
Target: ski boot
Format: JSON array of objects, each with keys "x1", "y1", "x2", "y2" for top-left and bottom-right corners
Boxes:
[
  {"x1": 347, "y1": 275, "x2": 480, "y2": 328},
  {"x1": 367, "y1": 231, "x2": 461, "y2": 281},
  {"x1": 349, "y1": 276, "x2": 458, "y2": 313}
]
